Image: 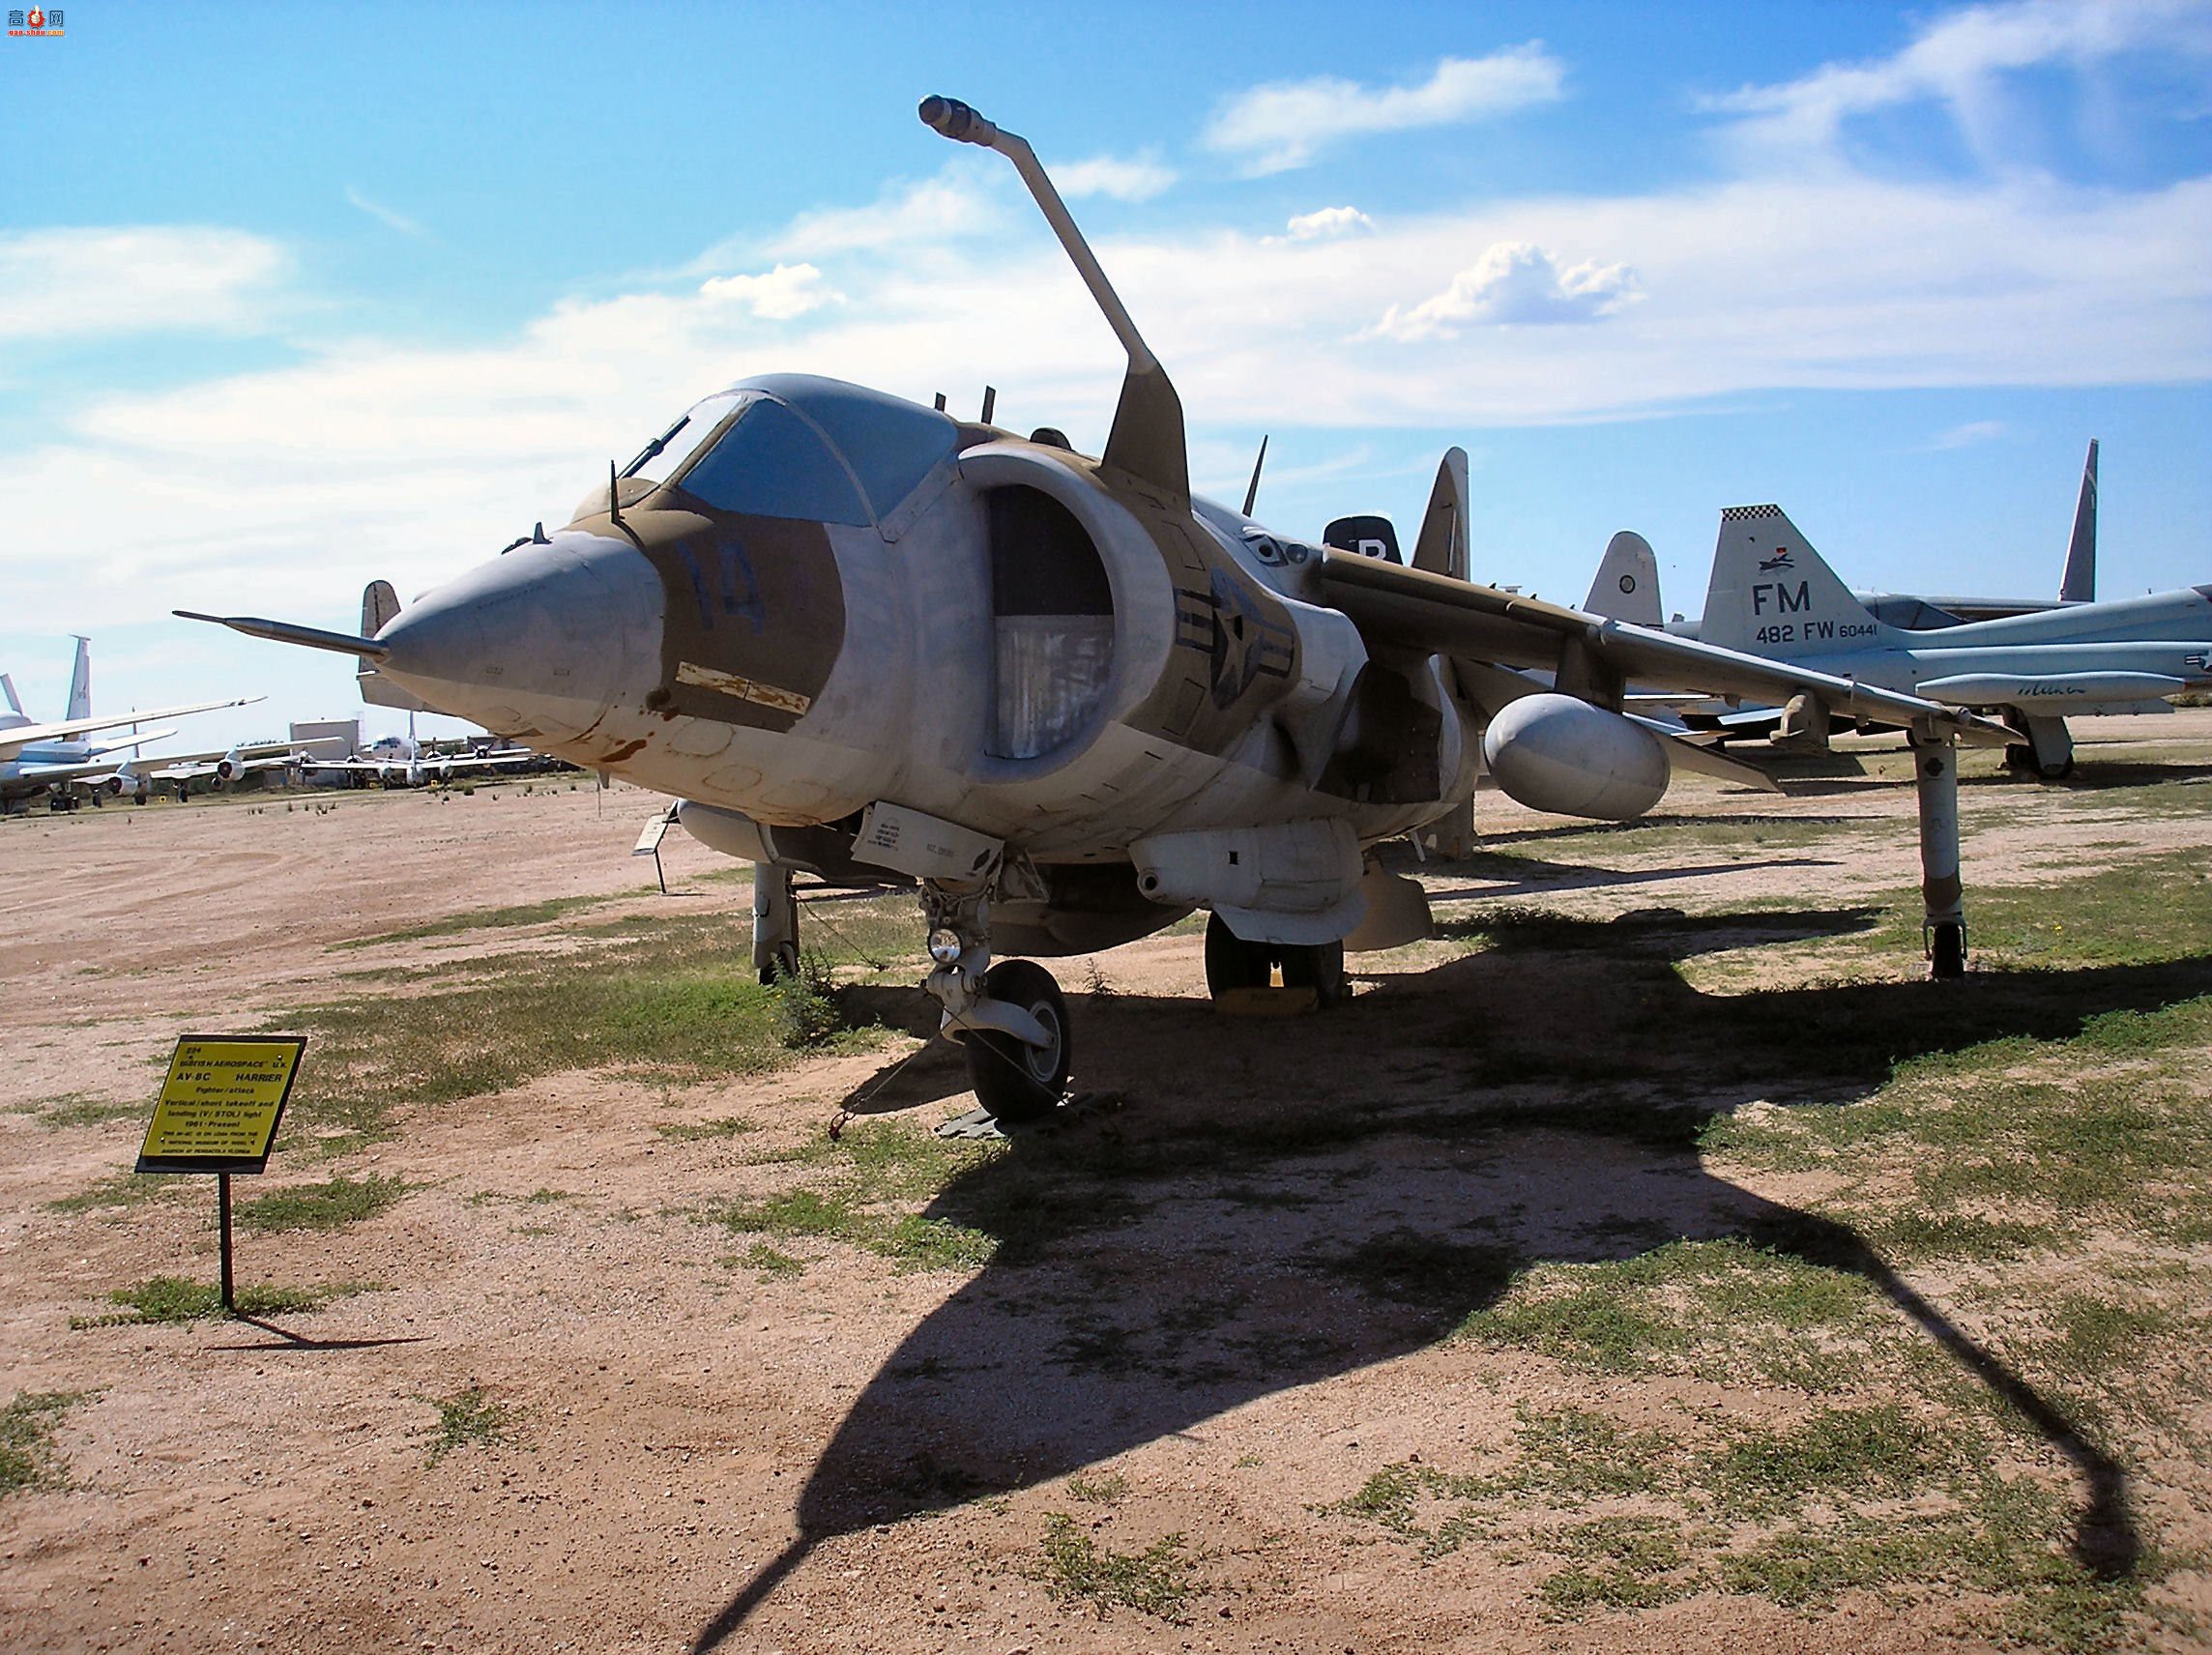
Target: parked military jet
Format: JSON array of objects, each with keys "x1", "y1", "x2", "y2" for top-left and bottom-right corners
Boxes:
[
  {"x1": 1683, "y1": 505, "x2": 2212, "y2": 777},
  {"x1": 0, "y1": 639, "x2": 260, "y2": 807},
  {"x1": 182, "y1": 97, "x2": 2012, "y2": 1118}
]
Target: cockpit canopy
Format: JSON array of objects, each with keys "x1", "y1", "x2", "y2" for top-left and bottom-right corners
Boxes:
[{"x1": 625, "y1": 374, "x2": 959, "y2": 536}]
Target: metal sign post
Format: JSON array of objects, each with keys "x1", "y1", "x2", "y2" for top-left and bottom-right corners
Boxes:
[{"x1": 136, "y1": 1034, "x2": 307, "y2": 1313}]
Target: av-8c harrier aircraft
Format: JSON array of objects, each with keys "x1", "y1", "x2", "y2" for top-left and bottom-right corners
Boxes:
[{"x1": 184, "y1": 97, "x2": 2013, "y2": 1120}]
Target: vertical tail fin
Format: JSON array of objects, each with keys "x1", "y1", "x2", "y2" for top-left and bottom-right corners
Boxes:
[
  {"x1": 0, "y1": 672, "x2": 25, "y2": 727},
  {"x1": 66, "y1": 635, "x2": 92, "y2": 721},
  {"x1": 1583, "y1": 531, "x2": 1661, "y2": 625},
  {"x1": 2061, "y1": 438, "x2": 2097, "y2": 604},
  {"x1": 1700, "y1": 506, "x2": 1889, "y2": 656},
  {"x1": 1410, "y1": 447, "x2": 1470, "y2": 580},
  {"x1": 356, "y1": 579, "x2": 434, "y2": 711}
]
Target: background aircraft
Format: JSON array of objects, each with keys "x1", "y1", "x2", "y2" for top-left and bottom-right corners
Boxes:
[
  {"x1": 0, "y1": 639, "x2": 260, "y2": 809},
  {"x1": 185, "y1": 97, "x2": 2011, "y2": 1119},
  {"x1": 1680, "y1": 505, "x2": 2212, "y2": 777}
]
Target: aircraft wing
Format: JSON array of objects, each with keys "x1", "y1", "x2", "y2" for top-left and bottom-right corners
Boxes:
[
  {"x1": 1313, "y1": 550, "x2": 2013, "y2": 744},
  {"x1": 0, "y1": 695, "x2": 263, "y2": 761}
]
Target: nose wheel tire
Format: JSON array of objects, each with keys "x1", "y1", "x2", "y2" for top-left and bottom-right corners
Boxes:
[{"x1": 966, "y1": 959, "x2": 1071, "y2": 1122}]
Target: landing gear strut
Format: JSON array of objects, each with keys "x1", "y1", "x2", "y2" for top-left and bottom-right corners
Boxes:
[
  {"x1": 920, "y1": 881, "x2": 1069, "y2": 1121},
  {"x1": 753, "y1": 861, "x2": 800, "y2": 984},
  {"x1": 1910, "y1": 724, "x2": 1966, "y2": 980},
  {"x1": 1202, "y1": 913, "x2": 1348, "y2": 1006}
]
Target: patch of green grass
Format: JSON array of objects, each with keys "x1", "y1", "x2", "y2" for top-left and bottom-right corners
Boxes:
[
  {"x1": 32, "y1": 1092, "x2": 146, "y2": 1129},
  {"x1": 333, "y1": 894, "x2": 610, "y2": 949},
  {"x1": 1536, "y1": 1517, "x2": 1696, "y2": 1615},
  {"x1": 44, "y1": 1173, "x2": 188, "y2": 1216},
  {"x1": 275, "y1": 911, "x2": 897, "y2": 1150},
  {"x1": 523, "y1": 1186, "x2": 570, "y2": 1205},
  {"x1": 728, "y1": 1242, "x2": 804, "y2": 1280},
  {"x1": 1066, "y1": 1471, "x2": 1129, "y2": 1504},
  {"x1": 418, "y1": 1384, "x2": 513, "y2": 1465},
  {"x1": 1031, "y1": 1513, "x2": 1196, "y2": 1621},
  {"x1": 1704, "y1": 1404, "x2": 1953, "y2": 1518},
  {"x1": 1, "y1": 1391, "x2": 84, "y2": 1495},
  {"x1": 73, "y1": 1275, "x2": 367, "y2": 1326},
  {"x1": 699, "y1": 1121, "x2": 1002, "y2": 1272},
  {"x1": 234, "y1": 1174, "x2": 408, "y2": 1232}
]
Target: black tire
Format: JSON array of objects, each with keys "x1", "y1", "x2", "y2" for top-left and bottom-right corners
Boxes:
[
  {"x1": 1279, "y1": 940, "x2": 1349, "y2": 1008},
  {"x1": 757, "y1": 941, "x2": 800, "y2": 987},
  {"x1": 966, "y1": 959, "x2": 1071, "y2": 1122},
  {"x1": 1930, "y1": 922, "x2": 1965, "y2": 980},
  {"x1": 1203, "y1": 913, "x2": 1272, "y2": 997}
]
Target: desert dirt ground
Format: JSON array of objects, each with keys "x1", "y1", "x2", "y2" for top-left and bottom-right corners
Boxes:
[{"x1": 4, "y1": 719, "x2": 2212, "y2": 1654}]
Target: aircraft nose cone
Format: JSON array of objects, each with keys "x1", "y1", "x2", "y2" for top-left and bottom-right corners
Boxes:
[{"x1": 375, "y1": 535, "x2": 663, "y2": 741}]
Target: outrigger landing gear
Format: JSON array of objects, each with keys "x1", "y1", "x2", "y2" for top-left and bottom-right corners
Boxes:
[
  {"x1": 752, "y1": 861, "x2": 800, "y2": 984},
  {"x1": 1910, "y1": 723, "x2": 1966, "y2": 980},
  {"x1": 921, "y1": 881, "x2": 1070, "y2": 1121},
  {"x1": 1202, "y1": 913, "x2": 1349, "y2": 1007}
]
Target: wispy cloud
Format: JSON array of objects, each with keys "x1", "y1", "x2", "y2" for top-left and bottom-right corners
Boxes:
[
  {"x1": 1928, "y1": 419, "x2": 2010, "y2": 449},
  {"x1": 1205, "y1": 47, "x2": 1566, "y2": 174},
  {"x1": 1056, "y1": 154, "x2": 1178, "y2": 203},
  {"x1": 0, "y1": 227, "x2": 289, "y2": 340},
  {"x1": 345, "y1": 187, "x2": 428, "y2": 239},
  {"x1": 1702, "y1": 0, "x2": 2212, "y2": 168}
]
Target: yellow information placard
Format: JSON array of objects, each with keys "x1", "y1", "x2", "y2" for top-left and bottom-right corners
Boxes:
[{"x1": 135, "y1": 1035, "x2": 306, "y2": 1174}]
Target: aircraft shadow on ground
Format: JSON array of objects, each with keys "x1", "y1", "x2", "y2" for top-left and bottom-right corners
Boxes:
[{"x1": 693, "y1": 916, "x2": 2212, "y2": 1649}]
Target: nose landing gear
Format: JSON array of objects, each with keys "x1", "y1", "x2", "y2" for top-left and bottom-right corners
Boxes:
[{"x1": 920, "y1": 882, "x2": 1070, "y2": 1122}]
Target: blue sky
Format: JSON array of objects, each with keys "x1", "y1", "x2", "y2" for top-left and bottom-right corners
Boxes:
[{"x1": 3, "y1": 0, "x2": 2209, "y2": 747}]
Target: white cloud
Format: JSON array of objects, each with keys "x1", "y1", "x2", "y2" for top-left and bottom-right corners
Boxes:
[
  {"x1": 1373, "y1": 242, "x2": 1641, "y2": 337},
  {"x1": 345, "y1": 188, "x2": 427, "y2": 239},
  {"x1": 1928, "y1": 419, "x2": 2010, "y2": 449},
  {"x1": 763, "y1": 171, "x2": 1004, "y2": 259},
  {"x1": 1205, "y1": 46, "x2": 1566, "y2": 173},
  {"x1": 1703, "y1": 0, "x2": 2212, "y2": 167},
  {"x1": 1283, "y1": 207, "x2": 1376, "y2": 241},
  {"x1": 1056, "y1": 155, "x2": 1178, "y2": 202},
  {"x1": 696, "y1": 263, "x2": 836, "y2": 321},
  {"x1": 0, "y1": 227, "x2": 288, "y2": 339}
]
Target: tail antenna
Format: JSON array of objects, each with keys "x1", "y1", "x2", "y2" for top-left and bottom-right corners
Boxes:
[{"x1": 1242, "y1": 435, "x2": 1268, "y2": 518}]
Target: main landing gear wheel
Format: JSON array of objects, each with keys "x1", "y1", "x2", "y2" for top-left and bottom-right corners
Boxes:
[
  {"x1": 2006, "y1": 744, "x2": 2075, "y2": 781},
  {"x1": 1930, "y1": 921, "x2": 1965, "y2": 980},
  {"x1": 757, "y1": 942, "x2": 800, "y2": 987},
  {"x1": 1204, "y1": 913, "x2": 1271, "y2": 994},
  {"x1": 1280, "y1": 939, "x2": 1348, "y2": 1007},
  {"x1": 1203, "y1": 914, "x2": 1349, "y2": 1007},
  {"x1": 965, "y1": 959, "x2": 1071, "y2": 1123}
]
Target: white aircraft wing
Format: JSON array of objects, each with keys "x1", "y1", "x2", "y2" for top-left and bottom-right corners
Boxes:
[
  {"x1": 1312, "y1": 550, "x2": 2014, "y2": 744},
  {"x1": 0, "y1": 695, "x2": 264, "y2": 761}
]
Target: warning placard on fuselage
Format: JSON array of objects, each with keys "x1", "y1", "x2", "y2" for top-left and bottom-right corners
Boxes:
[{"x1": 135, "y1": 1035, "x2": 306, "y2": 1174}]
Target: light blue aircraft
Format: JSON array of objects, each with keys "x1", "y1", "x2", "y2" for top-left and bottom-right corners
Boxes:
[{"x1": 1687, "y1": 505, "x2": 2212, "y2": 777}]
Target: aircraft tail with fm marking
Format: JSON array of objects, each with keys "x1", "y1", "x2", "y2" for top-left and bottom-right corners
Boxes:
[
  {"x1": 1699, "y1": 505, "x2": 1893, "y2": 657},
  {"x1": 2061, "y1": 438, "x2": 2097, "y2": 604}
]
